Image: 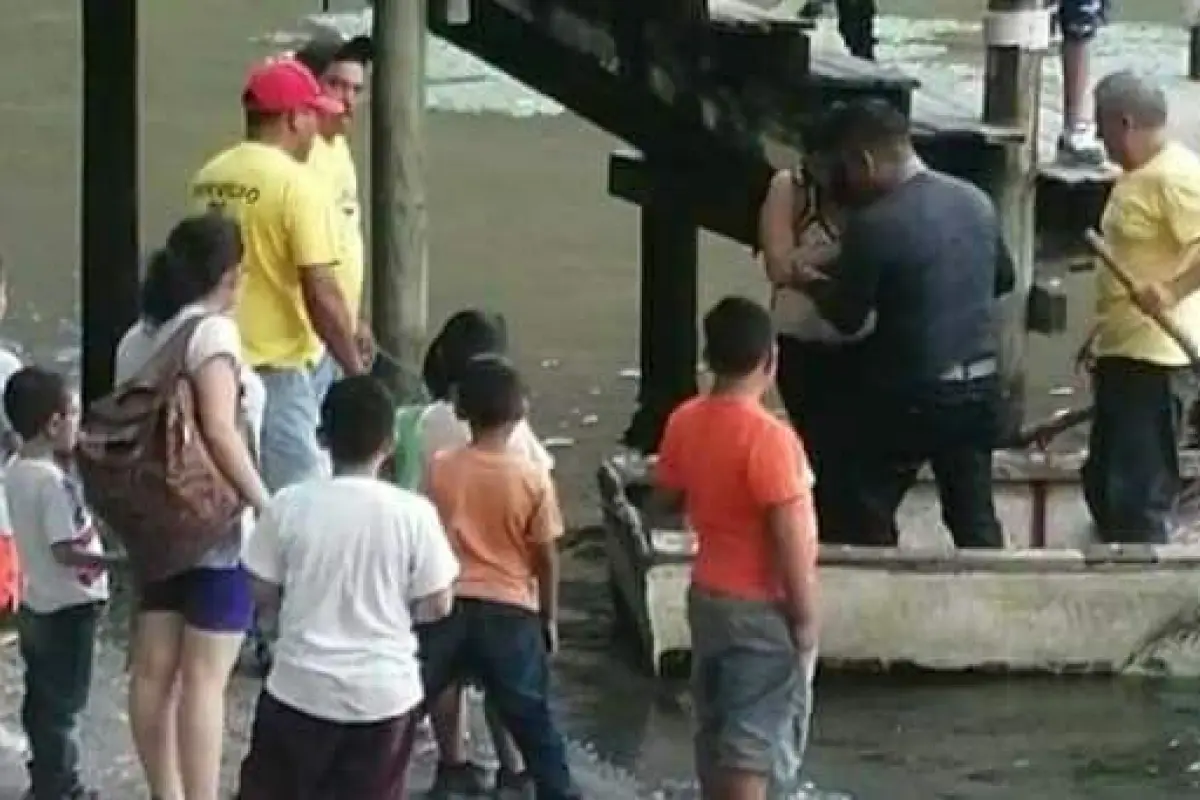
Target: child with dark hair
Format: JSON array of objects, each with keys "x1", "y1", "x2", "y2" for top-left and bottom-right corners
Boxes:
[
  {"x1": 239, "y1": 375, "x2": 459, "y2": 799},
  {"x1": 653, "y1": 296, "x2": 820, "y2": 799},
  {"x1": 422, "y1": 355, "x2": 580, "y2": 800},
  {"x1": 393, "y1": 310, "x2": 549, "y2": 795},
  {"x1": 4, "y1": 366, "x2": 117, "y2": 800}
]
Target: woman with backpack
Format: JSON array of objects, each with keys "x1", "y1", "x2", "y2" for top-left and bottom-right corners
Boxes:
[{"x1": 113, "y1": 213, "x2": 269, "y2": 800}]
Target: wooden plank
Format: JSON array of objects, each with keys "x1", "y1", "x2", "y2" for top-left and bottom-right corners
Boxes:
[
  {"x1": 910, "y1": 86, "x2": 1024, "y2": 144},
  {"x1": 807, "y1": 49, "x2": 917, "y2": 90}
]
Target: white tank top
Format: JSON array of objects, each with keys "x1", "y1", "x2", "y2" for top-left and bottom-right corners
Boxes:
[{"x1": 770, "y1": 169, "x2": 875, "y2": 344}]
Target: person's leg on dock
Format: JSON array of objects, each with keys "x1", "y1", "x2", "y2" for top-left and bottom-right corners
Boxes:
[
  {"x1": 428, "y1": 684, "x2": 491, "y2": 795},
  {"x1": 128, "y1": 607, "x2": 186, "y2": 800},
  {"x1": 484, "y1": 696, "x2": 529, "y2": 794},
  {"x1": 1082, "y1": 357, "x2": 1196, "y2": 544},
  {"x1": 688, "y1": 587, "x2": 815, "y2": 800},
  {"x1": 1057, "y1": 0, "x2": 1109, "y2": 165},
  {"x1": 463, "y1": 599, "x2": 578, "y2": 800}
]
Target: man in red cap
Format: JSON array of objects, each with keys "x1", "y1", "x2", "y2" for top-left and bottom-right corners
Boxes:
[{"x1": 189, "y1": 58, "x2": 364, "y2": 496}]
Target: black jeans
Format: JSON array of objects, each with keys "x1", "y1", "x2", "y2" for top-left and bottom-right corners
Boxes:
[
  {"x1": 418, "y1": 599, "x2": 578, "y2": 800},
  {"x1": 1083, "y1": 357, "x2": 1198, "y2": 544},
  {"x1": 16, "y1": 602, "x2": 101, "y2": 799},
  {"x1": 776, "y1": 336, "x2": 862, "y2": 544},
  {"x1": 848, "y1": 375, "x2": 1004, "y2": 548}
]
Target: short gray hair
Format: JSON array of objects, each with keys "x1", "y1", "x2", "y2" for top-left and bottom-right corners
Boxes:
[{"x1": 1093, "y1": 70, "x2": 1168, "y2": 129}]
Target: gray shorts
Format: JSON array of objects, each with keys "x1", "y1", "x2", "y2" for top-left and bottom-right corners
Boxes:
[{"x1": 688, "y1": 586, "x2": 816, "y2": 797}]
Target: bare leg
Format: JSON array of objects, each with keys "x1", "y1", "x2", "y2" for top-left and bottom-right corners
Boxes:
[
  {"x1": 704, "y1": 768, "x2": 768, "y2": 800},
  {"x1": 1062, "y1": 38, "x2": 1089, "y2": 129},
  {"x1": 128, "y1": 612, "x2": 185, "y2": 800},
  {"x1": 176, "y1": 626, "x2": 243, "y2": 800}
]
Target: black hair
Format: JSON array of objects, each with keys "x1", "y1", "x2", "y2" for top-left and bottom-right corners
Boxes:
[
  {"x1": 320, "y1": 375, "x2": 397, "y2": 465},
  {"x1": 825, "y1": 98, "x2": 911, "y2": 152},
  {"x1": 295, "y1": 35, "x2": 373, "y2": 78},
  {"x1": 422, "y1": 310, "x2": 509, "y2": 401},
  {"x1": 4, "y1": 367, "x2": 69, "y2": 441},
  {"x1": 141, "y1": 212, "x2": 242, "y2": 326},
  {"x1": 454, "y1": 354, "x2": 525, "y2": 431},
  {"x1": 703, "y1": 296, "x2": 774, "y2": 378}
]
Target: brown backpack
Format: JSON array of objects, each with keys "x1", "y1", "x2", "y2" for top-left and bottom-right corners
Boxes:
[{"x1": 75, "y1": 315, "x2": 247, "y2": 583}]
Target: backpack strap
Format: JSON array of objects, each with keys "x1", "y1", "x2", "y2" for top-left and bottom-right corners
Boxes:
[
  {"x1": 121, "y1": 315, "x2": 209, "y2": 393},
  {"x1": 791, "y1": 164, "x2": 838, "y2": 241}
]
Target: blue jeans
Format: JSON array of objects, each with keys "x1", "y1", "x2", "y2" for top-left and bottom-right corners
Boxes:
[
  {"x1": 419, "y1": 599, "x2": 579, "y2": 800},
  {"x1": 17, "y1": 602, "x2": 101, "y2": 798},
  {"x1": 688, "y1": 587, "x2": 816, "y2": 799},
  {"x1": 309, "y1": 351, "x2": 342, "y2": 408},
  {"x1": 256, "y1": 366, "x2": 324, "y2": 493}
]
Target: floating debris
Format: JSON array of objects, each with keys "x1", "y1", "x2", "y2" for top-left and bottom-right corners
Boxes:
[
  {"x1": 543, "y1": 436, "x2": 576, "y2": 449},
  {"x1": 580, "y1": 414, "x2": 599, "y2": 427},
  {"x1": 1049, "y1": 386, "x2": 1075, "y2": 397},
  {"x1": 619, "y1": 367, "x2": 640, "y2": 380},
  {"x1": 541, "y1": 358, "x2": 561, "y2": 369}
]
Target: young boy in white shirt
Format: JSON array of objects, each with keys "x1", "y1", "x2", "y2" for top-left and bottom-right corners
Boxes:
[
  {"x1": 4, "y1": 366, "x2": 117, "y2": 800},
  {"x1": 238, "y1": 375, "x2": 459, "y2": 799}
]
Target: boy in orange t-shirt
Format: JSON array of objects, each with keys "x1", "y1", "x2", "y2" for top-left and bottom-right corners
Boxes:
[
  {"x1": 422, "y1": 355, "x2": 580, "y2": 800},
  {"x1": 655, "y1": 296, "x2": 820, "y2": 799}
]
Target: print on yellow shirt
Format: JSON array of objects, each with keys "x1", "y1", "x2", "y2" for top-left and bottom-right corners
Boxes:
[{"x1": 190, "y1": 141, "x2": 339, "y2": 369}]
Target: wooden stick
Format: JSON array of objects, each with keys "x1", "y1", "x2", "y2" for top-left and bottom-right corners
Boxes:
[{"x1": 1084, "y1": 229, "x2": 1200, "y2": 376}]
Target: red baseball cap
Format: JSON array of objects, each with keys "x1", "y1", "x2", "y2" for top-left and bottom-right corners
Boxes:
[{"x1": 242, "y1": 58, "x2": 344, "y2": 115}]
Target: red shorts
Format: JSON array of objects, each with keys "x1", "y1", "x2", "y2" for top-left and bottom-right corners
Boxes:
[{"x1": 0, "y1": 534, "x2": 18, "y2": 611}]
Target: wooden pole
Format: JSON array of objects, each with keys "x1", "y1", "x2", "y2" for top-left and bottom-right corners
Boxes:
[
  {"x1": 623, "y1": 170, "x2": 699, "y2": 453},
  {"x1": 1190, "y1": 25, "x2": 1200, "y2": 81},
  {"x1": 370, "y1": 0, "x2": 429, "y2": 401},
  {"x1": 81, "y1": 0, "x2": 140, "y2": 405},
  {"x1": 981, "y1": 0, "x2": 1044, "y2": 438}
]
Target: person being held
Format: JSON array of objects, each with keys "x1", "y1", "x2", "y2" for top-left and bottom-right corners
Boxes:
[
  {"x1": 0, "y1": 257, "x2": 26, "y2": 616},
  {"x1": 395, "y1": 310, "x2": 550, "y2": 797},
  {"x1": 238, "y1": 375, "x2": 459, "y2": 800},
  {"x1": 422, "y1": 355, "x2": 580, "y2": 800},
  {"x1": 796, "y1": 99, "x2": 1015, "y2": 548},
  {"x1": 1077, "y1": 71, "x2": 1200, "y2": 543},
  {"x1": 758, "y1": 117, "x2": 871, "y2": 545},
  {"x1": 116, "y1": 213, "x2": 270, "y2": 800},
  {"x1": 652, "y1": 297, "x2": 819, "y2": 800},
  {"x1": 5, "y1": 366, "x2": 121, "y2": 800}
]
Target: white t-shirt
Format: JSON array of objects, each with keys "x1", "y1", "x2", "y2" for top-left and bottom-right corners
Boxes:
[
  {"x1": 5, "y1": 456, "x2": 109, "y2": 613},
  {"x1": 243, "y1": 475, "x2": 459, "y2": 723},
  {"x1": 420, "y1": 400, "x2": 553, "y2": 473},
  {"x1": 0, "y1": 345, "x2": 24, "y2": 536},
  {"x1": 115, "y1": 303, "x2": 265, "y2": 568}
]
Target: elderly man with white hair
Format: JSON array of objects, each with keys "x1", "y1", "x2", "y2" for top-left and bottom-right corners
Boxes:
[{"x1": 1078, "y1": 70, "x2": 1200, "y2": 544}]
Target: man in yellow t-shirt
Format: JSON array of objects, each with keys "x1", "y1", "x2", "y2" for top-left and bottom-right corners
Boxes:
[
  {"x1": 1079, "y1": 70, "x2": 1200, "y2": 544},
  {"x1": 189, "y1": 58, "x2": 364, "y2": 492},
  {"x1": 295, "y1": 34, "x2": 371, "y2": 398}
]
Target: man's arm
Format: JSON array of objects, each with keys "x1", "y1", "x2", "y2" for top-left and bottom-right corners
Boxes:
[
  {"x1": 1149, "y1": 176, "x2": 1200, "y2": 308},
  {"x1": 287, "y1": 175, "x2": 364, "y2": 375},
  {"x1": 407, "y1": 501, "x2": 460, "y2": 624},
  {"x1": 802, "y1": 215, "x2": 880, "y2": 334}
]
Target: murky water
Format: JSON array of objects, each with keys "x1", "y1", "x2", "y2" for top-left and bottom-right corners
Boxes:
[{"x1": 4, "y1": 1, "x2": 1200, "y2": 797}]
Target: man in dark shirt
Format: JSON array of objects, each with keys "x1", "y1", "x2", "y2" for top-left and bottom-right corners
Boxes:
[{"x1": 799, "y1": 99, "x2": 1016, "y2": 548}]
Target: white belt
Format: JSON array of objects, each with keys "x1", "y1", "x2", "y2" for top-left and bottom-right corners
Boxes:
[{"x1": 939, "y1": 356, "x2": 998, "y2": 382}]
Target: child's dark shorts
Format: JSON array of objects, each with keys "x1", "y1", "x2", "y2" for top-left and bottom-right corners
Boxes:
[
  {"x1": 139, "y1": 565, "x2": 254, "y2": 633},
  {"x1": 687, "y1": 585, "x2": 816, "y2": 796}
]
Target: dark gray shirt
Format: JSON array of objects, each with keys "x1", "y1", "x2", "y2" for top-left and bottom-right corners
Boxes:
[{"x1": 809, "y1": 169, "x2": 1015, "y2": 392}]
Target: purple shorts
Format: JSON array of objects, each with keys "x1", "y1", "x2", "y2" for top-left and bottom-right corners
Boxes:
[{"x1": 139, "y1": 566, "x2": 254, "y2": 633}]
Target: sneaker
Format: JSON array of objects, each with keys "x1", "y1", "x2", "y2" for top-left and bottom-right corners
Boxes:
[
  {"x1": 1056, "y1": 124, "x2": 1106, "y2": 167},
  {"x1": 429, "y1": 760, "x2": 492, "y2": 797}
]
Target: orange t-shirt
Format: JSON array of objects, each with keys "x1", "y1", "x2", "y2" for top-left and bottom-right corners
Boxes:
[
  {"x1": 656, "y1": 394, "x2": 816, "y2": 603},
  {"x1": 426, "y1": 448, "x2": 564, "y2": 612}
]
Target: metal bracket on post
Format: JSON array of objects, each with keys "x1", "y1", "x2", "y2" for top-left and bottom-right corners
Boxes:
[{"x1": 982, "y1": 7, "x2": 1053, "y2": 51}]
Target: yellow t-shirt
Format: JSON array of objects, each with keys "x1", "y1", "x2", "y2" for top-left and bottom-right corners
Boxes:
[
  {"x1": 307, "y1": 135, "x2": 364, "y2": 320},
  {"x1": 189, "y1": 141, "x2": 339, "y2": 369},
  {"x1": 1096, "y1": 142, "x2": 1200, "y2": 366}
]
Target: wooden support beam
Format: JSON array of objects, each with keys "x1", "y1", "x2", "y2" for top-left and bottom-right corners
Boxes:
[
  {"x1": 1190, "y1": 25, "x2": 1200, "y2": 81},
  {"x1": 81, "y1": 0, "x2": 140, "y2": 405},
  {"x1": 981, "y1": 0, "x2": 1044, "y2": 438},
  {"x1": 623, "y1": 167, "x2": 699, "y2": 454},
  {"x1": 370, "y1": 0, "x2": 429, "y2": 401}
]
